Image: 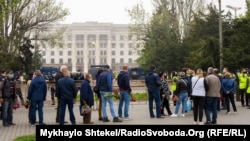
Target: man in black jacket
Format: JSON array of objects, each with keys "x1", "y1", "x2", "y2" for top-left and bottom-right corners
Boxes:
[
  {"x1": 117, "y1": 65, "x2": 132, "y2": 120},
  {"x1": 0, "y1": 70, "x2": 17, "y2": 126}
]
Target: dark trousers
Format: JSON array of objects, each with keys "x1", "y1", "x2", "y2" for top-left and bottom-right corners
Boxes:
[
  {"x1": 16, "y1": 88, "x2": 24, "y2": 105},
  {"x1": 30, "y1": 100, "x2": 44, "y2": 125},
  {"x1": 160, "y1": 96, "x2": 172, "y2": 115},
  {"x1": 204, "y1": 97, "x2": 218, "y2": 123},
  {"x1": 50, "y1": 87, "x2": 55, "y2": 104},
  {"x1": 0, "y1": 104, "x2": 2, "y2": 119},
  {"x1": 239, "y1": 89, "x2": 248, "y2": 106},
  {"x1": 2, "y1": 99, "x2": 13, "y2": 125},
  {"x1": 59, "y1": 99, "x2": 75, "y2": 125},
  {"x1": 224, "y1": 93, "x2": 237, "y2": 112},
  {"x1": 192, "y1": 96, "x2": 205, "y2": 122},
  {"x1": 148, "y1": 90, "x2": 161, "y2": 118},
  {"x1": 56, "y1": 98, "x2": 61, "y2": 122},
  {"x1": 28, "y1": 105, "x2": 31, "y2": 123}
]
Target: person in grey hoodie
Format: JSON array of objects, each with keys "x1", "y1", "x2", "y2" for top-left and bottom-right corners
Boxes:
[{"x1": 28, "y1": 70, "x2": 47, "y2": 126}]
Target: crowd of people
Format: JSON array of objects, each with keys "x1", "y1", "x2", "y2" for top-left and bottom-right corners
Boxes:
[
  {"x1": 146, "y1": 66, "x2": 248, "y2": 125},
  {"x1": 0, "y1": 64, "x2": 248, "y2": 126}
]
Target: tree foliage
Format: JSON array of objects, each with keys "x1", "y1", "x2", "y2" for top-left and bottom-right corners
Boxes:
[
  {"x1": 127, "y1": 0, "x2": 206, "y2": 72},
  {"x1": 128, "y1": 0, "x2": 250, "y2": 73},
  {"x1": 0, "y1": 0, "x2": 69, "y2": 73}
]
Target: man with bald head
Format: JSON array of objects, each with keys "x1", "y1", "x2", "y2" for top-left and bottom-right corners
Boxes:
[{"x1": 55, "y1": 65, "x2": 69, "y2": 123}]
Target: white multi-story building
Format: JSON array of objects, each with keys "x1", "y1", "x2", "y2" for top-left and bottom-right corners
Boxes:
[{"x1": 41, "y1": 21, "x2": 142, "y2": 73}]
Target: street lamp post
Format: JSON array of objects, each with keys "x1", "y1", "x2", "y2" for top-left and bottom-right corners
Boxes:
[
  {"x1": 218, "y1": 0, "x2": 223, "y2": 72},
  {"x1": 226, "y1": 5, "x2": 241, "y2": 19}
]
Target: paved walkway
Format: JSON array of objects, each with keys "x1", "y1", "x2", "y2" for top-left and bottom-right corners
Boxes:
[{"x1": 0, "y1": 98, "x2": 250, "y2": 141}]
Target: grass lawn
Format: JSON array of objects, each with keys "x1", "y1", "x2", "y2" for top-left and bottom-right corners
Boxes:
[
  {"x1": 76, "y1": 92, "x2": 148, "y2": 102},
  {"x1": 14, "y1": 134, "x2": 35, "y2": 141}
]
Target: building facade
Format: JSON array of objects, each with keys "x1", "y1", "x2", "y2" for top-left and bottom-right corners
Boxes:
[{"x1": 41, "y1": 22, "x2": 142, "y2": 73}]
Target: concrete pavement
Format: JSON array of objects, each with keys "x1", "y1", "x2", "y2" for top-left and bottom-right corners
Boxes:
[{"x1": 0, "y1": 98, "x2": 250, "y2": 141}]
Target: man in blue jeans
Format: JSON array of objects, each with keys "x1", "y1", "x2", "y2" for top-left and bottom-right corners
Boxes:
[
  {"x1": 117, "y1": 65, "x2": 132, "y2": 120},
  {"x1": 145, "y1": 66, "x2": 163, "y2": 118},
  {"x1": 28, "y1": 70, "x2": 47, "y2": 126},
  {"x1": 98, "y1": 65, "x2": 122, "y2": 122}
]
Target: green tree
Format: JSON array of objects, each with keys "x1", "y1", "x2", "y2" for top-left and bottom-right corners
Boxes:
[
  {"x1": 0, "y1": 0, "x2": 69, "y2": 73},
  {"x1": 127, "y1": 0, "x2": 207, "y2": 72},
  {"x1": 183, "y1": 4, "x2": 232, "y2": 71},
  {"x1": 223, "y1": 14, "x2": 250, "y2": 72}
]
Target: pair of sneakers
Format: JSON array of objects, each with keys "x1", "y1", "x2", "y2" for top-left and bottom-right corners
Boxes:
[{"x1": 103, "y1": 117, "x2": 123, "y2": 122}]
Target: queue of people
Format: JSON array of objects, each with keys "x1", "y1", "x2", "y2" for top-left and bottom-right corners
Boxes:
[
  {"x1": 145, "y1": 65, "x2": 242, "y2": 125},
  {"x1": 0, "y1": 65, "x2": 247, "y2": 126}
]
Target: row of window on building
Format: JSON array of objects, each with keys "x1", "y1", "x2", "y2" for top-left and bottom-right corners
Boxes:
[
  {"x1": 65, "y1": 42, "x2": 136, "y2": 49},
  {"x1": 42, "y1": 50, "x2": 141, "y2": 56},
  {"x1": 43, "y1": 57, "x2": 134, "y2": 65},
  {"x1": 68, "y1": 34, "x2": 136, "y2": 41}
]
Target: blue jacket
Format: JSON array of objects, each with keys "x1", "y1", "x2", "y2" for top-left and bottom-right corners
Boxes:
[
  {"x1": 57, "y1": 77, "x2": 77, "y2": 100},
  {"x1": 80, "y1": 79, "x2": 94, "y2": 106},
  {"x1": 145, "y1": 71, "x2": 161, "y2": 91},
  {"x1": 28, "y1": 76, "x2": 47, "y2": 101},
  {"x1": 117, "y1": 71, "x2": 131, "y2": 91},
  {"x1": 98, "y1": 70, "x2": 113, "y2": 92},
  {"x1": 222, "y1": 77, "x2": 236, "y2": 94}
]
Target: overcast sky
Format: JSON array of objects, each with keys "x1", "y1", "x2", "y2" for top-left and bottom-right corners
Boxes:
[{"x1": 58, "y1": 0, "x2": 247, "y2": 24}]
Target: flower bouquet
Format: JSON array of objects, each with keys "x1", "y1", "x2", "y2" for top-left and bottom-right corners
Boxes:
[
  {"x1": 82, "y1": 104, "x2": 91, "y2": 115},
  {"x1": 130, "y1": 95, "x2": 136, "y2": 102},
  {"x1": 113, "y1": 90, "x2": 120, "y2": 100},
  {"x1": 103, "y1": 90, "x2": 120, "y2": 100},
  {"x1": 113, "y1": 88, "x2": 119, "y2": 95},
  {"x1": 103, "y1": 93, "x2": 113, "y2": 98},
  {"x1": 24, "y1": 100, "x2": 30, "y2": 109},
  {"x1": 13, "y1": 102, "x2": 20, "y2": 110}
]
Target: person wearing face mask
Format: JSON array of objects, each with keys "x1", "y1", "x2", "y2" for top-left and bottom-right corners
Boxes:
[
  {"x1": 80, "y1": 73, "x2": 94, "y2": 124},
  {"x1": 0, "y1": 70, "x2": 17, "y2": 126}
]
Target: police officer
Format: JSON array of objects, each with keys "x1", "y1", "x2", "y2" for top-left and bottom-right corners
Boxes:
[{"x1": 237, "y1": 68, "x2": 248, "y2": 107}]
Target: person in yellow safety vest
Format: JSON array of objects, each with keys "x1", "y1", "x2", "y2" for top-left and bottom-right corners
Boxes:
[
  {"x1": 237, "y1": 68, "x2": 248, "y2": 107},
  {"x1": 171, "y1": 71, "x2": 178, "y2": 106},
  {"x1": 245, "y1": 73, "x2": 250, "y2": 109}
]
